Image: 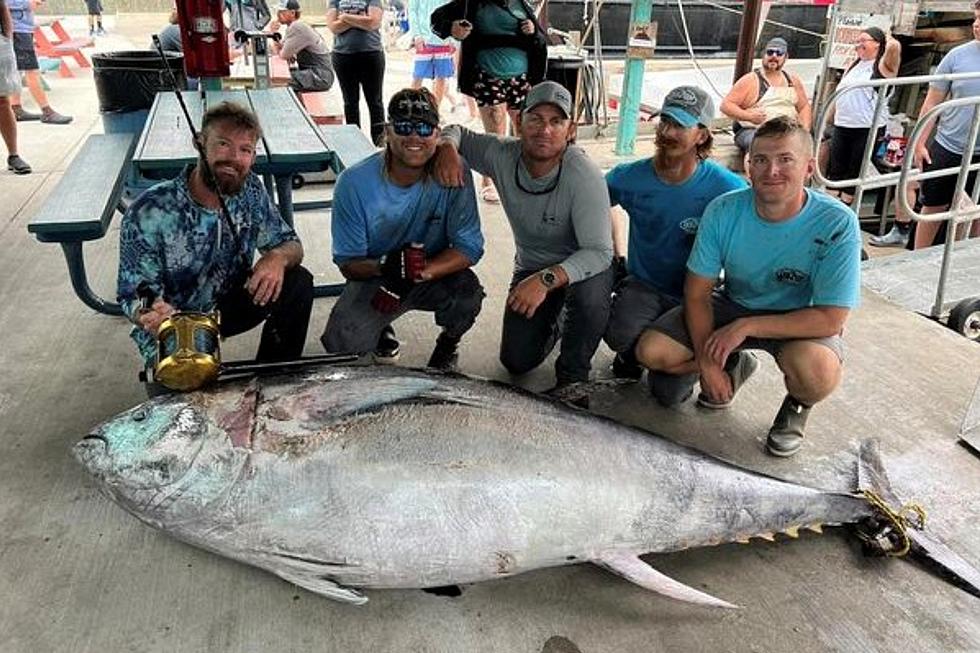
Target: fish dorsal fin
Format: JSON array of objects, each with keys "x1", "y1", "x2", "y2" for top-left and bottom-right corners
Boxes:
[{"x1": 594, "y1": 552, "x2": 738, "y2": 609}]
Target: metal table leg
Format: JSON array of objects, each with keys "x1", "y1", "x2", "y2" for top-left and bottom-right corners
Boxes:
[{"x1": 61, "y1": 242, "x2": 123, "y2": 316}]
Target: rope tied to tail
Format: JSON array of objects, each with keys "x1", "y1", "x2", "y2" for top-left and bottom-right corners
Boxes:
[{"x1": 859, "y1": 490, "x2": 928, "y2": 557}]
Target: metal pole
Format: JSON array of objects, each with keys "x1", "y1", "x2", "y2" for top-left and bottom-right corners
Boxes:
[
  {"x1": 733, "y1": 0, "x2": 763, "y2": 84},
  {"x1": 849, "y1": 81, "x2": 890, "y2": 218},
  {"x1": 614, "y1": 0, "x2": 652, "y2": 155}
]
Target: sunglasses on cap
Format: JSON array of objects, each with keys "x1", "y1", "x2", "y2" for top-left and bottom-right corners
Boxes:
[
  {"x1": 391, "y1": 120, "x2": 436, "y2": 137},
  {"x1": 765, "y1": 48, "x2": 786, "y2": 56}
]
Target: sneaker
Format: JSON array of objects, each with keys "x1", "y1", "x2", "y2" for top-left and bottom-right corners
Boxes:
[
  {"x1": 869, "y1": 224, "x2": 910, "y2": 248},
  {"x1": 7, "y1": 155, "x2": 31, "y2": 175},
  {"x1": 766, "y1": 395, "x2": 811, "y2": 457},
  {"x1": 427, "y1": 333, "x2": 460, "y2": 372},
  {"x1": 97, "y1": 27, "x2": 106, "y2": 36},
  {"x1": 611, "y1": 351, "x2": 643, "y2": 380},
  {"x1": 545, "y1": 382, "x2": 590, "y2": 410},
  {"x1": 697, "y1": 351, "x2": 759, "y2": 409},
  {"x1": 373, "y1": 325, "x2": 400, "y2": 364},
  {"x1": 13, "y1": 107, "x2": 41, "y2": 122},
  {"x1": 89, "y1": 28, "x2": 95, "y2": 36},
  {"x1": 648, "y1": 371, "x2": 697, "y2": 407},
  {"x1": 40, "y1": 110, "x2": 73, "y2": 125}
]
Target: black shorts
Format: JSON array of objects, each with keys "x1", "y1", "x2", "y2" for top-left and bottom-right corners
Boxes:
[
  {"x1": 85, "y1": 0, "x2": 104, "y2": 13},
  {"x1": 470, "y1": 67, "x2": 530, "y2": 109},
  {"x1": 13, "y1": 32, "x2": 38, "y2": 71},
  {"x1": 920, "y1": 140, "x2": 980, "y2": 208}
]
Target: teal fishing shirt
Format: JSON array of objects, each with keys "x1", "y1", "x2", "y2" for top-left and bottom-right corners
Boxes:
[{"x1": 116, "y1": 166, "x2": 299, "y2": 365}]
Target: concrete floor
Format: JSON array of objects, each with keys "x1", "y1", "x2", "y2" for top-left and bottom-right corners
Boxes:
[{"x1": 2, "y1": 13, "x2": 980, "y2": 653}]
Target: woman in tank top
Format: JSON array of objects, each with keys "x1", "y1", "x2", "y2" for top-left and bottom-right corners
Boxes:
[{"x1": 825, "y1": 27, "x2": 900, "y2": 205}]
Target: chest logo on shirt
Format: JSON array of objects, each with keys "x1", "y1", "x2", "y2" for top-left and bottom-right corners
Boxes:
[
  {"x1": 679, "y1": 217, "x2": 700, "y2": 235},
  {"x1": 775, "y1": 268, "x2": 808, "y2": 285}
]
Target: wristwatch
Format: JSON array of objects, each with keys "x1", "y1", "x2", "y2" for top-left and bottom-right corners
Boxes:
[{"x1": 539, "y1": 268, "x2": 558, "y2": 289}]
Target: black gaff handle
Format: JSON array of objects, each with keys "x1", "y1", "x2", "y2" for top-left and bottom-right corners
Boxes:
[{"x1": 151, "y1": 34, "x2": 250, "y2": 275}]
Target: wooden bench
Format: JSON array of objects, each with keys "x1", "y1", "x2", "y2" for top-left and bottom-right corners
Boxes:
[
  {"x1": 300, "y1": 91, "x2": 344, "y2": 126},
  {"x1": 32, "y1": 20, "x2": 92, "y2": 78},
  {"x1": 27, "y1": 133, "x2": 136, "y2": 316},
  {"x1": 319, "y1": 124, "x2": 377, "y2": 174}
]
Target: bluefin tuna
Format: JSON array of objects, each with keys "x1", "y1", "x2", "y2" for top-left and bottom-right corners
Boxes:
[{"x1": 73, "y1": 365, "x2": 980, "y2": 607}]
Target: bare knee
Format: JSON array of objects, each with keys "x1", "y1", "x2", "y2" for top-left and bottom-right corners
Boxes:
[
  {"x1": 635, "y1": 330, "x2": 692, "y2": 372},
  {"x1": 779, "y1": 344, "x2": 842, "y2": 404}
]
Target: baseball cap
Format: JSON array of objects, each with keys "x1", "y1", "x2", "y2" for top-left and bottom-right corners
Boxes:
[
  {"x1": 765, "y1": 37, "x2": 788, "y2": 54},
  {"x1": 277, "y1": 0, "x2": 300, "y2": 11},
  {"x1": 522, "y1": 81, "x2": 573, "y2": 118},
  {"x1": 387, "y1": 88, "x2": 440, "y2": 127},
  {"x1": 660, "y1": 86, "x2": 714, "y2": 128}
]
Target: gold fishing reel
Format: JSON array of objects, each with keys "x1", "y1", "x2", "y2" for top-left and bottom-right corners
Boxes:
[{"x1": 153, "y1": 311, "x2": 222, "y2": 391}]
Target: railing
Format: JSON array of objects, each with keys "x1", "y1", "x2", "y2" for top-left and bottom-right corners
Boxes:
[{"x1": 813, "y1": 71, "x2": 980, "y2": 318}]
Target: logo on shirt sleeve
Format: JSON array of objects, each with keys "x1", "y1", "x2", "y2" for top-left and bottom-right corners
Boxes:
[{"x1": 775, "y1": 268, "x2": 808, "y2": 285}]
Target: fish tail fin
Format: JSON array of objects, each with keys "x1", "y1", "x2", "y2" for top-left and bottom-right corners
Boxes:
[{"x1": 855, "y1": 438, "x2": 980, "y2": 598}]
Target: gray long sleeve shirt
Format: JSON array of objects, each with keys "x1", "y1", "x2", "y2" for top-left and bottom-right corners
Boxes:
[{"x1": 443, "y1": 126, "x2": 612, "y2": 283}]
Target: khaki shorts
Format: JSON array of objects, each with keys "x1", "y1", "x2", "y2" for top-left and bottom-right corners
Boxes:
[{"x1": 651, "y1": 292, "x2": 846, "y2": 362}]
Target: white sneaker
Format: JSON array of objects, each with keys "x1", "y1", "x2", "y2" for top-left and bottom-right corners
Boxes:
[{"x1": 869, "y1": 225, "x2": 909, "y2": 248}]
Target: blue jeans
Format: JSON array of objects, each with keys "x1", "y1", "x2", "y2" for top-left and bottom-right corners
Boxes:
[{"x1": 499, "y1": 266, "x2": 613, "y2": 385}]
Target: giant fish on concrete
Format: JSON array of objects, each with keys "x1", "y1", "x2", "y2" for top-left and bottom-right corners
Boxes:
[{"x1": 73, "y1": 366, "x2": 980, "y2": 607}]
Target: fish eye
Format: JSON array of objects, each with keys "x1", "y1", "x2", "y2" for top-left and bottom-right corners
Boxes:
[{"x1": 132, "y1": 409, "x2": 147, "y2": 422}]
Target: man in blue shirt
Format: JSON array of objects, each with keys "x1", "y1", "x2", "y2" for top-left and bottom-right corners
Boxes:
[
  {"x1": 117, "y1": 102, "x2": 313, "y2": 375},
  {"x1": 637, "y1": 116, "x2": 861, "y2": 457},
  {"x1": 7, "y1": 0, "x2": 71, "y2": 123},
  {"x1": 604, "y1": 86, "x2": 746, "y2": 405},
  {"x1": 321, "y1": 88, "x2": 485, "y2": 371}
]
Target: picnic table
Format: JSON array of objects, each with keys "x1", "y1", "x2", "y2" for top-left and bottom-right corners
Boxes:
[
  {"x1": 133, "y1": 86, "x2": 335, "y2": 226},
  {"x1": 26, "y1": 87, "x2": 380, "y2": 314}
]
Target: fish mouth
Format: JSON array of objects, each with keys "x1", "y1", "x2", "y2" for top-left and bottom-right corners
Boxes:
[{"x1": 73, "y1": 433, "x2": 109, "y2": 471}]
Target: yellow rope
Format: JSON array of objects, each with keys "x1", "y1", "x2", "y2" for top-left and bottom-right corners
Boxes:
[{"x1": 861, "y1": 490, "x2": 928, "y2": 557}]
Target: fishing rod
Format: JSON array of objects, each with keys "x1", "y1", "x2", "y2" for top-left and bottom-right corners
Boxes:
[{"x1": 152, "y1": 34, "x2": 245, "y2": 267}]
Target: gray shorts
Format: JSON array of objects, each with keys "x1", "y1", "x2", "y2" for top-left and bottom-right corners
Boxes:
[
  {"x1": 604, "y1": 276, "x2": 680, "y2": 353},
  {"x1": 651, "y1": 292, "x2": 846, "y2": 362}
]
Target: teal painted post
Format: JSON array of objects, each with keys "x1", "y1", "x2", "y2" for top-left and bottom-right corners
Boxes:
[{"x1": 614, "y1": 0, "x2": 653, "y2": 156}]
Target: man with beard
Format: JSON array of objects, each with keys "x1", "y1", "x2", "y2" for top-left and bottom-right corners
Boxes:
[
  {"x1": 636, "y1": 117, "x2": 860, "y2": 457},
  {"x1": 721, "y1": 37, "x2": 811, "y2": 155},
  {"x1": 321, "y1": 88, "x2": 484, "y2": 371},
  {"x1": 434, "y1": 80, "x2": 614, "y2": 401},
  {"x1": 604, "y1": 86, "x2": 746, "y2": 405},
  {"x1": 117, "y1": 102, "x2": 313, "y2": 378}
]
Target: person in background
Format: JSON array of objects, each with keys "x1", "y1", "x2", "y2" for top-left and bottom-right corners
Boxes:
[
  {"x1": 408, "y1": 0, "x2": 456, "y2": 111},
  {"x1": 155, "y1": 3, "x2": 182, "y2": 52},
  {"x1": 225, "y1": 0, "x2": 271, "y2": 32},
  {"x1": 268, "y1": 0, "x2": 334, "y2": 93},
  {"x1": 327, "y1": 0, "x2": 386, "y2": 144},
  {"x1": 824, "y1": 27, "x2": 900, "y2": 206},
  {"x1": 911, "y1": 1, "x2": 980, "y2": 249},
  {"x1": 431, "y1": 0, "x2": 547, "y2": 203},
  {"x1": 721, "y1": 36, "x2": 811, "y2": 156},
  {"x1": 7, "y1": 0, "x2": 72, "y2": 124},
  {"x1": 0, "y1": 0, "x2": 29, "y2": 173},
  {"x1": 84, "y1": 0, "x2": 104, "y2": 36}
]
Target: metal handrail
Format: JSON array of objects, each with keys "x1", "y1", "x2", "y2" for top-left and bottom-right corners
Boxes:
[{"x1": 812, "y1": 70, "x2": 980, "y2": 320}]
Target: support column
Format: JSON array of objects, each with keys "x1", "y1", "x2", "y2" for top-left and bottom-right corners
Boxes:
[
  {"x1": 733, "y1": 0, "x2": 764, "y2": 83},
  {"x1": 614, "y1": 0, "x2": 653, "y2": 156}
]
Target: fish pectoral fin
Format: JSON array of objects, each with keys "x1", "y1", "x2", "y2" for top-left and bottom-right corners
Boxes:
[
  {"x1": 263, "y1": 552, "x2": 367, "y2": 605},
  {"x1": 274, "y1": 569, "x2": 368, "y2": 605},
  {"x1": 594, "y1": 552, "x2": 738, "y2": 609}
]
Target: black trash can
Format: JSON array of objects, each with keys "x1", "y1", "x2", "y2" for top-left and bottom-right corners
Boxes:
[
  {"x1": 546, "y1": 53, "x2": 584, "y2": 98},
  {"x1": 93, "y1": 50, "x2": 185, "y2": 134}
]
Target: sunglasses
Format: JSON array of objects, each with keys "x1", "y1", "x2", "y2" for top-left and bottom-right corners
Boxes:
[
  {"x1": 765, "y1": 48, "x2": 786, "y2": 56},
  {"x1": 391, "y1": 120, "x2": 436, "y2": 137}
]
